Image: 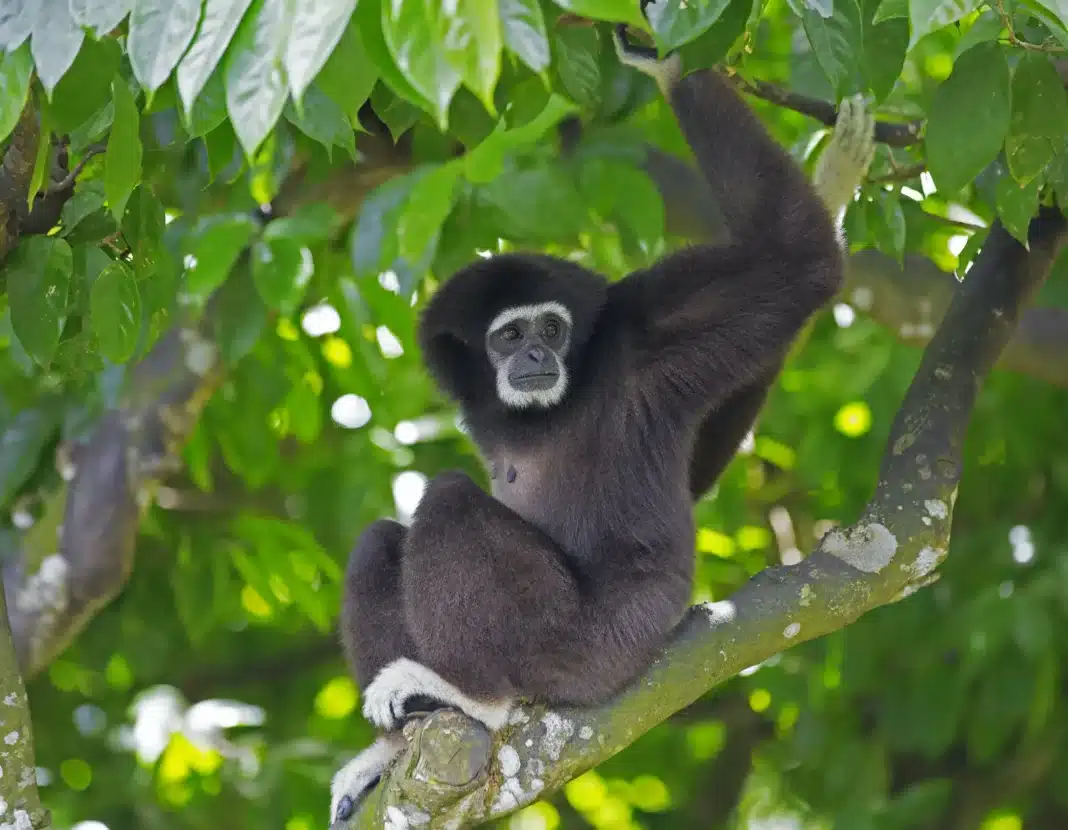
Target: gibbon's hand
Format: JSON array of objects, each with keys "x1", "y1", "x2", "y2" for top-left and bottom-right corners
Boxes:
[{"x1": 813, "y1": 94, "x2": 877, "y2": 220}]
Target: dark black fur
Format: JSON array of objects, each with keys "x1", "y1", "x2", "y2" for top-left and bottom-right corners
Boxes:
[{"x1": 340, "y1": 66, "x2": 843, "y2": 711}]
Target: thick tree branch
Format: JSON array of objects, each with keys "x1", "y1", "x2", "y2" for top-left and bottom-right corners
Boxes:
[
  {"x1": 1, "y1": 319, "x2": 224, "y2": 679},
  {"x1": 335, "y1": 210, "x2": 1067, "y2": 829}
]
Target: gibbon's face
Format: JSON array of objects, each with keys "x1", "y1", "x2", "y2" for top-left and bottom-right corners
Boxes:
[{"x1": 485, "y1": 301, "x2": 572, "y2": 409}]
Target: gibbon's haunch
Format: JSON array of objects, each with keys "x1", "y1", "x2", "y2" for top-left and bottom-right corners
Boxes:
[{"x1": 328, "y1": 22, "x2": 875, "y2": 827}]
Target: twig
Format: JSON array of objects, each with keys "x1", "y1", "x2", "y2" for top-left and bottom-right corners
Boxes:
[
  {"x1": 721, "y1": 70, "x2": 924, "y2": 146},
  {"x1": 994, "y1": 0, "x2": 1066, "y2": 54},
  {"x1": 869, "y1": 162, "x2": 927, "y2": 184},
  {"x1": 47, "y1": 142, "x2": 106, "y2": 194}
]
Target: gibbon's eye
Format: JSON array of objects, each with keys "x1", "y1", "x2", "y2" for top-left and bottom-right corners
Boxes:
[
  {"x1": 501, "y1": 324, "x2": 521, "y2": 341},
  {"x1": 543, "y1": 320, "x2": 560, "y2": 339}
]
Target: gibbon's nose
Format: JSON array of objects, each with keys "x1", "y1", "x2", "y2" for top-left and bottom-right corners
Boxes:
[{"x1": 527, "y1": 345, "x2": 546, "y2": 363}]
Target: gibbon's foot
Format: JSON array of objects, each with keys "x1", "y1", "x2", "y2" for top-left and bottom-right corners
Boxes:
[
  {"x1": 612, "y1": 23, "x2": 682, "y2": 94},
  {"x1": 361, "y1": 658, "x2": 514, "y2": 732},
  {"x1": 813, "y1": 93, "x2": 877, "y2": 219},
  {"x1": 329, "y1": 733, "x2": 405, "y2": 825}
]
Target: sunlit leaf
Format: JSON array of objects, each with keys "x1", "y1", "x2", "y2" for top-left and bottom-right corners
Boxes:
[
  {"x1": 552, "y1": 0, "x2": 647, "y2": 26},
  {"x1": 251, "y1": 237, "x2": 314, "y2": 313},
  {"x1": 397, "y1": 162, "x2": 460, "y2": 263},
  {"x1": 224, "y1": 0, "x2": 293, "y2": 156},
  {"x1": 30, "y1": 0, "x2": 84, "y2": 93},
  {"x1": 646, "y1": 0, "x2": 732, "y2": 51},
  {"x1": 127, "y1": 0, "x2": 203, "y2": 95},
  {"x1": 283, "y1": 0, "x2": 356, "y2": 102},
  {"x1": 310, "y1": 23, "x2": 377, "y2": 128},
  {"x1": 380, "y1": 0, "x2": 462, "y2": 128},
  {"x1": 908, "y1": 0, "x2": 982, "y2": 47},
  {"x1": 70, "y1": 0, "x2": 132, "y2": 35},
  {"x1": 439, "y1": 0, "x2": 503, "y2": 114},
  {"x1": 499, "y1": 0, "x2": 550, "y2": 72},
  {"x1": 177, "y1": 0, "x2": 255, "y2": 116},
  {"x1": 0, "y1": 0, "x2": 33, "y2": 52}
]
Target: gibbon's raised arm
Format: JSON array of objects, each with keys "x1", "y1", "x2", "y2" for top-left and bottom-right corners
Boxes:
[{"x1": 611, "y1": 28, "x2": 844, "y2": 413}]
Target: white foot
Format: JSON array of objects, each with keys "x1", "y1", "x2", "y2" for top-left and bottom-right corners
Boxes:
[
  {"x1": 329, "y1": 733, "x2": 404, "y2": 825},
  {"x1": 361, "y1": 658, "x2": 514, "y2": 732}
]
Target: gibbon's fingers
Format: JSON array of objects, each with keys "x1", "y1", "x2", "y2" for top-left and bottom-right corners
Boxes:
[{"x1": 813, "y1": 93, "x2": 877, "y2": 220}]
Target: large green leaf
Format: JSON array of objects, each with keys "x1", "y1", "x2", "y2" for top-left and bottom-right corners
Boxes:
[
  {"x1": 48, "y1": 35, "x2": 122, "y2": 134},
  {"x1": 6, "y1": 236, "x2": 74, "y2": 366},
  {"x1": 176, "y1": 0, "x2": 255, "y2": 116},
  {"x1": 127, "y1": 0, "x2": 203, "y2": 95},
  {"x1": 1009, "y1": 52, "x2": 1068, "y2": 139},
  {"x1": 439, "y1": 0, "x2": 503, "y2": 114},
  {"x1": 350, "y1": 172, "x2": 427, "y2": 279},
  {"x1": 802, "y1": 0, "x2": 864, "y2": 97},
  {"x1": 995, "y1": 174, "x2": 1041, "y2": 246},
  {"x1": 925, "y1": 42, "x2": 1011, "y2": 195},
  {"x1": 553, "y1": 27, "x2": 602, "y2": 110},
  {"x1": 499, "y1": 0, "x2": 550, "y2": 73},
  {"x1": 224, "y1": 0, "x2": 293, "y2": 156},
  {"x1": 251, "y1": 238, "x2": 314, "y2": 313},
  {"x1": 0, "y1": 42, "x2": 31, "y2": 142},
  {"x1": 0, "y1": 407, "x2": 60, "y2": 507},
  {"x1": 283, "y1": 0, "x2": 356, "y2": 102},
  {"x1": 105, "y1": 78, "x2": 143, "y2": 221},
  {"x1": 381, "y1": 0, "x2": 462, "y2": 127},
  {"x1": 0, "y1": 0, "x2": 33, "y2": 52},
  {"x1": 283, "y1": 85, "x2": 357, "y2": 159},
  {"x1": 397, "y1": 162, "x2": 461, "y2": 263},
  {"x1": 90, "y1": 261, "x2": 142, "y2": 363},
  {"x1": 30, "y1": 0, "x2": 84, "y2": 93},
  {"x1": 552, "y1": 0, "x2": 647, "y2": 26}
]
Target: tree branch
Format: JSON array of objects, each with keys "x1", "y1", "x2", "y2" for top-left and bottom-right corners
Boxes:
[{"x1": 335, "y1": 209, "x2": 1066, "y2": 829}]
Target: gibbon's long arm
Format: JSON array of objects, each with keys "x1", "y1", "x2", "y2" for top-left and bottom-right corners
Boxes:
[{"x1": 612, "y1": 29, "x2": 844, "y2": 415}]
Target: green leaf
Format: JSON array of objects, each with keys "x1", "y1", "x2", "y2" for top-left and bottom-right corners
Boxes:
[
  {"x1": 908, "y1": 0, "x2": 982, "y2": 47},
  {"x1": 1010, "y1": 52, "x2": 1068, "y2": 139},
  {"x1": 499, "y1": 0, "x2": 550, "y2": 72},
  {"x1": 251, "y1": 237, "x2": 314, "y2": 313},
  {"x1": 872, "y1": 0, "x2": 907, "y2": 21},
  {"x1": 1005, "y1": 134, "x2": 1056, "y2": 186},
  {"x1": 105, "y1": 78, "x2": 143, "y2": 221},
  {"x1": 314, "y1": 23, "x2": 379, "y2": 127},
  {"x1": 122, "y1": 185, "x2": 167, "y2": 278},
  {"x1": 862, "y1": 18, "x2": 908, "y2": 103},
  {"x1": 224, "y1": 0, "x2": 293, "y2": 157},
  {"x1": 440, "y1": 0, "x2": 503, "y2": 114},
  {"x1": 0, "y1": 0, "x2": 33, "y2": 52},
  {"x1": 283, "y1": 0, "x2": 356, "y2": 103},
  {"x1": 354, "y1": 0, "x2": 431, "y2": 110},
  {"x1": 578, "y1": 159, "x2": 664, "y2": 247},
  {"x1": 30, "y1": 0, "x2": 85, "y2": 94},
  {"x1": 381, "y1": 0, "x2": 462, "y2": 127},
  {"x1": 128, "y1": 0, "x2": 203, "y2": 96},
  {"x1": 176, "y1": 0, "x2": 254, "y2": 116},
  {"x1": 646, "y1": 0, "x2": 733, "y2": 52},
  {"x1": 90, "y1": 261, "x2": 142, "y2": 363},
  {"x1": 925, "y1": 42, "x2": 1011, "y2": 196},
  {"x1": 397, "y1": 162, "x2": 460, "y2": 263},
  {"x1": 283, "y1": 85, "x2": 357, "y2": 159},
  {"x1": 370, "y1": 85, "x2": 422, "y2": 141},
  {"x1": 802, "y1": 0, "x2": 864, "y2": 98},
  {"x1": 60, "y1": 180, "x2": 107, "y2": 236},
  {"x1": 0, "y1": 42, "x2": 31, "y2": 142},
  {"x1": 873, "y1": 193, "x2": 907, "y2": 262},
  {"x1": 479, "y1": 164, "x2": 588, "y2": 242},
  {"x1": 70, "y1": 0, "x2": 132, "y2": 35},
  {"x1": 6, "y1": 236, "x2": 74, "y2": 366},
  {"x1": 185, "y1": 214, "x2": 260, "y2": 299},
  {"x1": 48, "y1": 36, "x2": 122, "y2": 134},
  {"x1": 263, "y1": 202, "x2": 342, "y2": 244},
  {"x1": 552, "y1": 0, "x2": 646, "y2": 26},
  {"x1": 995, "y1": 174, "x2": 1041, "y2": 246},
  {"x1": 553, "y1": 27, "x2": 602, "y2": 110},
  {"x1": 349, "y1": 171, "x2": 426, "y2": 279},
  {"x1": 0, "y1": 408, "x2": 60, "y2": 506},
  {"x1": 186, "y1": 67, "x2": 229, "y2": 137}
]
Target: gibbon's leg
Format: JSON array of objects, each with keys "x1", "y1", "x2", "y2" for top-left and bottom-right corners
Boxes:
[
  {"x1": 339, "y1": 518, "x2": 418, "y2": 689},
  {"x1": 360, "y1": 470, "x2": 586, "y2": 732},
  {"x1": 328, "y1": 731, "x2": 406, "y2": 825}
]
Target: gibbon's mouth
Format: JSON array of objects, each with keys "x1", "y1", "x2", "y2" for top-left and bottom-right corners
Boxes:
[{"x1": 510, "y1": 371, "x2": 559, "y2": 390}]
